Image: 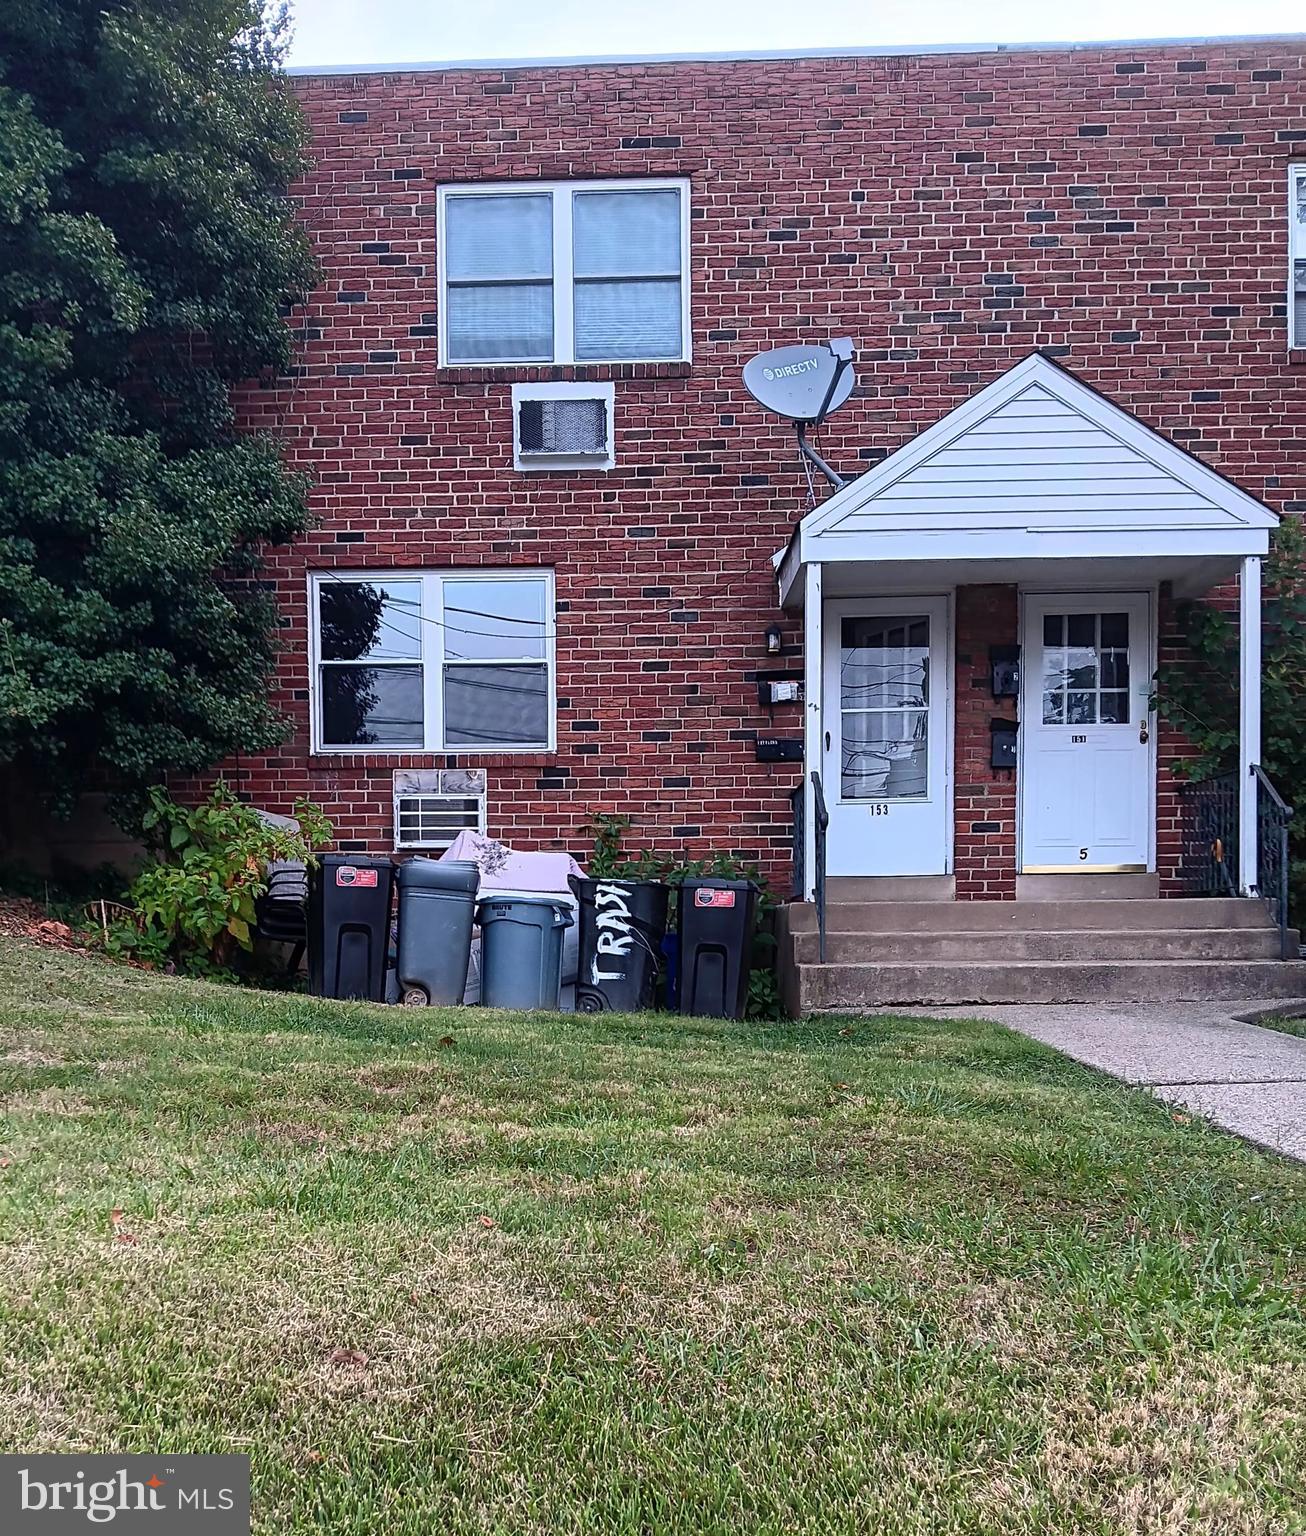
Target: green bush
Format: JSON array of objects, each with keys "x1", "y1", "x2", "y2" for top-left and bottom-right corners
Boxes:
[
  {"x1": 1157, "y1": 516, "x2": 1306, "y2": 918},
  {"x1": 115, "y1": 784, "x2": 331, "y2": 974}
]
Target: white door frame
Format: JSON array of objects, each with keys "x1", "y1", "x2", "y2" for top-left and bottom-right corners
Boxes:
[
  {"x1": 1017, "y1": 588, "x2": 1157, "y2": 874},
  {"x1": 820, "y1": 592, "x2": 954, "y2": 877}
]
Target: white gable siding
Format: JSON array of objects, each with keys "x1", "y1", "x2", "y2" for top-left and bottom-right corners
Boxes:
[
  {"x1": 777, "y1": 355, "x2": 1276, "y2": 604},
  {"x1": 823, "y1": 383, "x2": 1236, "y2": 537}
]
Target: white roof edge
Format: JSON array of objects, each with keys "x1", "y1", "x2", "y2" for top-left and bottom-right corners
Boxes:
[{"x1": 286, "y1": 33, "x2": 1306, "y2": 78}]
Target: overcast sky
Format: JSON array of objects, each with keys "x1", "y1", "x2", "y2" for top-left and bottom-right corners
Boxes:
[{"x1": 286, "y1": 0, "x2": 1304, "y2": 69}]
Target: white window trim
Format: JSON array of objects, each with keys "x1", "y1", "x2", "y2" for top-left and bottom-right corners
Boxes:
[
  {"x1": 307, "y1": 568, "x2": 556, "y2": 755},
  {"x1": 1290, "y1": 163, "x2": 1306, "y2": 350},
  {"x1": 511, "y1": 380, "x2": 615, "y2": 471},
  {"x1": 436, "y1": 177, "x2": 692, "y2": 367}
]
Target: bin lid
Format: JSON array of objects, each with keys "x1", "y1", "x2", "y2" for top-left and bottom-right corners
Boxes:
[
  {"x1": 321, "y1": 853, "x2": 393, "y2": 870},
  {"x1": 477, "y1": 893, "x2": 572, "y2": 917},
  {"x1": 398, "y1": 858, "x2": 479, "y2": 894}
]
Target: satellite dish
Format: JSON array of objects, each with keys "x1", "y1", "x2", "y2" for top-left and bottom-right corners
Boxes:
[
  {"x1": 742, "y1": 337, "x2": 857, "y2": 490},
  {"x1": 742, "y1": 338, "x2": 856, "y2": 424}
]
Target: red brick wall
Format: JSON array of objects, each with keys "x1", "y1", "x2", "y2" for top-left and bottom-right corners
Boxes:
[
  {"x1": 953, "y1": 586, "x2": 1019, "y2": 899},
  {"x1": 194, "y1": 39, "x2": 1306, "y2": 887},
  {"x1": 1156, "y1": 583, "x2": 1207, "y2": 895}
]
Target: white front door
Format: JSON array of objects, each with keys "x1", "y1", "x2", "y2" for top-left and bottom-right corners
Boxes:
[
  {"x1": 1020, "y1": 593, "x2": 1154, "y2": 872},
  {"x1": 821, "y1": 596, "x2": 951, "y2": 876}
]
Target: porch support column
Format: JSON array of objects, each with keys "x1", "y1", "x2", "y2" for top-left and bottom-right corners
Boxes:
[
  {"x1": 1238, "y1": 555, "x2": 1261, "y2": 896},
  {"x1": 802, "y1": 561, "x2": 823, "y2": 902}
]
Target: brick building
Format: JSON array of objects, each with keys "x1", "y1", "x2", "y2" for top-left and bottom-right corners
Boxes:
[{"x1": 213, "y1": 34, "x2": 1306, "y2": 1004}]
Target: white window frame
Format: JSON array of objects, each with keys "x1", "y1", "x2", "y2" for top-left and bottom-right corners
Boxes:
[
  {"x1": 511, "y1": 380, "x2": 615, "y2": 471},
  {"x1": 1290, "y1": 164, "x2": 1306, "y2": 350},
  {"x1": 308, "y1": 569, "x2": 556, "y2": 755},
  {"x1": 436, "y1": 177, "x2": 692, "y2": 367}
]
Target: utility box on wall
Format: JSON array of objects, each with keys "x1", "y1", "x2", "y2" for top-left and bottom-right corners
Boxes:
[
  {"x1": 990, "y1": 719, "x2": 1019, "y2": 770},
  {"x1": 989, "y1": 645, "x2": 1021, "y2": 699}
]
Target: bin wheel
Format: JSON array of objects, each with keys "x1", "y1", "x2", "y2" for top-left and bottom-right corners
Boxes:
[
  {"x1": 576, "y1": 992, "x2": 605, "y2": 1013},
  {"x1": 400, "y1": 985, "x2": 430, "y2": 1007}
]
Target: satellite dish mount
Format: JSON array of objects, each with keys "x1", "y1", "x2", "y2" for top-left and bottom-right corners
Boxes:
[{"x1": 742, "y1": 337, "x2": 857, "y2": 491}]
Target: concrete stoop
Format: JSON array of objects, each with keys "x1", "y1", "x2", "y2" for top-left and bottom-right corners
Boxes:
[{"x1": 776, "y1": 898, "x2": 1306, "y2": 1013}]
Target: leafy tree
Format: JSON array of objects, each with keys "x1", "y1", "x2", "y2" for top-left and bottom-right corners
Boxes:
[
  {"x1": 0, "y1": 0, "x2": 315, "y2": 825},
  {"x1": 1157, "y1": 516, "x2": 1306, "y2": 913}
]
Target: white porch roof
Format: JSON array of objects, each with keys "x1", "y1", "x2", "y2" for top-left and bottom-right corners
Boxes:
[{"x1": 776, "y1": 354, "x2": 1277, "y2": 605}]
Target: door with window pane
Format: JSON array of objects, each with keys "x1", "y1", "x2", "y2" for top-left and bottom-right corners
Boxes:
[
  {"x1": 822, "y1": 596, "x2": 951, "y2": 877},
  {"x1": 1020, "y1": 594, "x2": 1152, "y2": 871}
]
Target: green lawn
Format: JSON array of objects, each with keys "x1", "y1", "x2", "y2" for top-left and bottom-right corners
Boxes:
[
  {"x1": 1253, "y1": 1011, "x2": 1306, "y2": 1040},
  {"x1": 2, "y1": 940, "x2": 1304, "y2": 1535}
]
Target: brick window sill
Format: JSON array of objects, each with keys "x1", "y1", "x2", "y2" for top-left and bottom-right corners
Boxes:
[
  {"x1": 308, "y1": 752, "x2": 560, "y2": 771},
  {"x1": 436, "y1": 362, "x2": 692, "y2": 385}
]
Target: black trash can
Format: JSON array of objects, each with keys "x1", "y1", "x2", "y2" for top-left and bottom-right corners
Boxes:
[
  {"x1": 571, "y1": 878, "x2": 670, "y2": 1013},
  {"x1": 396, "y1": 858, "x2": 479, "y2": 1006},
  {"x1": 677, "y1": 878, "x2": 759, "y2": 1020},
  {"x1": 308, "y1": 854, "x2": 395, "y2": 1002}
]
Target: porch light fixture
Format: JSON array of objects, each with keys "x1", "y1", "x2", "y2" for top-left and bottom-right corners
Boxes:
[{"x1": 764, "y1": 624, "x2": 783, "y2": 656}]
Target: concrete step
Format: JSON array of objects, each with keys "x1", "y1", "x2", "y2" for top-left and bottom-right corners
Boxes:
[
  {"x1": 787, "y1": 898, "x2": 1275, "y2": 934},
  {"x1": 791, "y1": 927, "x2": 1292, "y2": 964},
  {"x1": 794, "y1": 959, "x2": 1306, "y2": 1011},
  {"x1": 1016, "y1": 872, "x2": 1159, "y2": 899},
  {"x1": 826, "y1": 875, "x2": 955, "y2": 902}
]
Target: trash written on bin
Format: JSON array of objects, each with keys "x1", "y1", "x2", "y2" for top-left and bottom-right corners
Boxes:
[{"x1": 572, "y1": 878, "x2": 669, "y2": 1013}]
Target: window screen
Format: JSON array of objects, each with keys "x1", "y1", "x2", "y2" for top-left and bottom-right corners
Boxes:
[{"x1": 444, "y1": 194, "x2": 553, "y2": 361}]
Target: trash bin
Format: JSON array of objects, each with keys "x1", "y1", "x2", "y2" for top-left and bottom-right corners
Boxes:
[
  {"x1": 308, "y1": 854, "x2": 395, "y2": 1002},
  {"x1": 477, "y1": 894, "x2": 573, "y2": 1010},
  {"x1": 396, "y1": 858, "x2": 479, "y2": 1006},
  {"x1": 677, "y1": 878, "x2": 759, "y2": 1019},
  {"x1": 571, "y1": 878, "x2": 669, "y2": 1013},
  {"x1": 659, "y1": 931, "x2": 680, "y2": 1011}
]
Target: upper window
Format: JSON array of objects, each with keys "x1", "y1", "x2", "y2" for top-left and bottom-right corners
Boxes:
[
  {"x1": 437, "y1": 179, "x2": 691, "y2": 366},
  {"x1": 309, "y1": 571, "x2": 555, "y2": 753},
  {"x1": 1290, "y1": 164, "x2": 1306, "y2": 349}
]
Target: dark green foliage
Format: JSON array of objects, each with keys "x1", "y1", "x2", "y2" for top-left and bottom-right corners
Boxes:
[
  {"x1": 0, "y1": 0, "x2": 315, "y2": 824},
  {"x1": 1157, "y1": 517, "x2": 1306, "y2": 913}
]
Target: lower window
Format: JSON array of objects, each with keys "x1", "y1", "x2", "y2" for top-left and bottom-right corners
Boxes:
[{"x1": 310, "y1": 570, "x2": 555, "y2": 752}]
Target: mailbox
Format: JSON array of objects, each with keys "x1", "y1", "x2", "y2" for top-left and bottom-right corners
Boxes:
[
  {"x1": 990, "y1": 718, "x2": 1019, "y2": 770},
  {"x1": 990, "y1": 645, "x2": 1021, "y2": 699}
]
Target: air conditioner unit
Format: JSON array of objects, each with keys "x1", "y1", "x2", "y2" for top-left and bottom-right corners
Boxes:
[
  {"x1": 392, "y1": 769, "x2": 487, "y2": 850},
  {"x1": 512, "y1": 382, "x2": 615, "y2": 471}
]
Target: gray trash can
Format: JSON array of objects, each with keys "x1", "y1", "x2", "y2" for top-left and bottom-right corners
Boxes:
[
  {"x1": 396, "y1": 858, "x2": 480, "y2": 1006},
  {"x1": 477, "y1": 894, "x2": 573, "y2": 1010}
]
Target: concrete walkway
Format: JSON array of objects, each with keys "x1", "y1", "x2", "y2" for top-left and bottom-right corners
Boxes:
[{"x1": 916, "y1": 1000, "x2": 1306, "y2": 1161}]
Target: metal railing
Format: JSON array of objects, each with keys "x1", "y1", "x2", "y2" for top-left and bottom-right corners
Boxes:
[
  {"x1": 1179, "y1": 765, "x2": 1296, "y2": 959},
  {"x1": 788, "y1": 772, "x2": 830, "y2": 961},
  {"x1": 1253, "y1": 765, "x2": 1295, "y2": 960},
  {"x1": 812, "y1": 770, "x2": 829, "y2": 964},
  {"x1": 1179, "y1": 771, "x2": 1239, "y2": 899},
  {"x1": 789, "y1": 782, "x2": 805, "y2": 900}
]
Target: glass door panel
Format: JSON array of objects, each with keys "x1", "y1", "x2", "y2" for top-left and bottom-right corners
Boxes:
[{"x1": 839, "y1": 614, "x2": 930, "y2": 800}]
